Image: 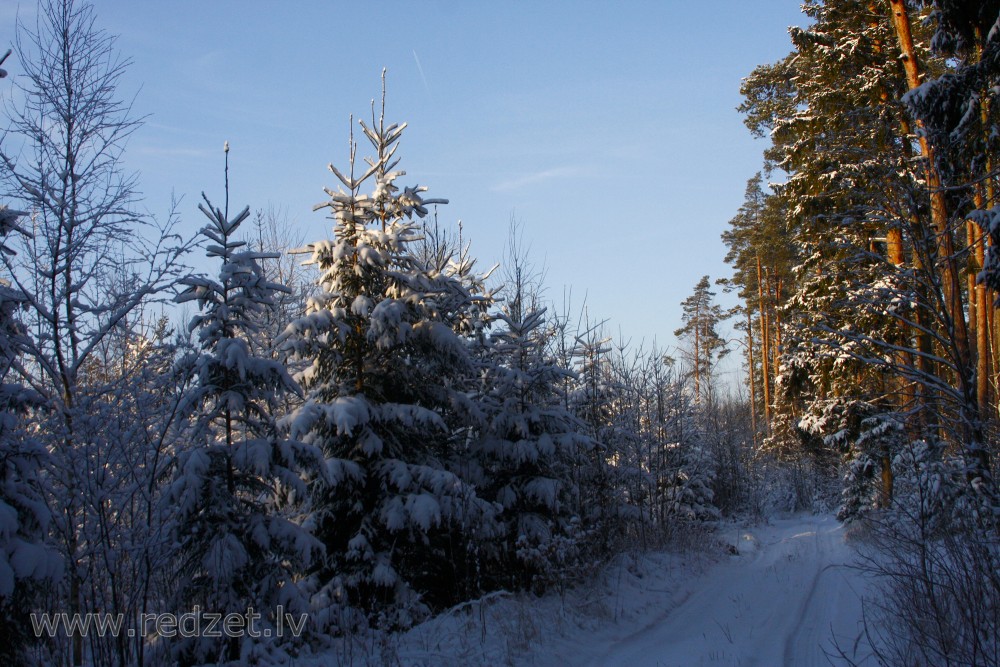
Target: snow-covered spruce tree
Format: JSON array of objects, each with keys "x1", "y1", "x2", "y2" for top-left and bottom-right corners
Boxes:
[
  {"x1": 167, "y1": 185, "x2": 324, "y2": 666},
  {"x1": 473, "y1": 305, "x2": 592, "y2": 592},
  {"x1": 0, "y1": 205, "x2": 59, "y2": 664},
  {"x1": 662, "y1": 439, "x2": 720, "y2": 523},
  {"x1": 835, "y1": 411, "x2": 908, "y2": 522},
  {"x1": 648, "y1": 371, "x2": 719, "y2": 523},
  {"x1": 282, "y1": 93, "x2": 494, "y2": 629},
  {"x1": 598, "y1": 340, "x2": 655, "y2": 536},
  {"x1": 412, "y1": 214, "x2": 500, "y2": 599},
  {"x1": 570, "y1": 321, "x2": 636, "y2": 546}
]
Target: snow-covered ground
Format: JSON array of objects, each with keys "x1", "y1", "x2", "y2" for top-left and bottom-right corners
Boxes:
[
  {"x1": 585, "y1": 514, "x2": 873, "y2": 667},
  {"x1": 304, "y1": 514, "x2": 875, "y2": 666}
]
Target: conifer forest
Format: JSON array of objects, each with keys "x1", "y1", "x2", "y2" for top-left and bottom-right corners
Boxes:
[{"x1": 0, "y1": 1, "x2": 999, "y2": 665}]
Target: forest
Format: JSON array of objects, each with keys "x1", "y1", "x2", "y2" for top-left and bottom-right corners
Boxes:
[{"x1": 0, "y1": 0, "x2": 998, "y2": 665}]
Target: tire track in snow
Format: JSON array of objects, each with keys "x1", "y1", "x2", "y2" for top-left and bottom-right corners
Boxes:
[
  {"x1": 783, "y1": 519, "x2": 826, "y2": 667},
  {"x1": 784, "y1": 521, "x2": 870, "y2": 666},
  {"x1": 586, "y1": 514, "x2": 871, "y2": 667}
]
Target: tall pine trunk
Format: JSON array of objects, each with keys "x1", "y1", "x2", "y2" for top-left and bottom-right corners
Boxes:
[
  {"x1": 757, "y1": 255, "x2": 771, "y2": 430},
  {"x1": 747, "y1": 308, "x2": 758, "y2": 442},
  {"x1": 890, "y1": 0, "x2": 985, "y2": 466}
]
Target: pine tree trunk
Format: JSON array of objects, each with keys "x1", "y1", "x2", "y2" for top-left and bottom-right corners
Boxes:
[
  {"x1": 757, "y1": 255, "x2": 771, "y2": 430},
  {"x1": 747, "y1": 308, "x2": 758, "y2": 442},
  {"x1": 968, "y1": 219, "x2": 979, "y2": 365},
  {"x1": 890, "y1": 0, "x2": 979, "y2": 450},
  {"x1": 963, "y1": 23, "x2": 996, "y2": 426},
  {"x1": 992, "y1": 289, "x2": 999, "y2": 417},
  {"x1": 883, "y1": 225, "x2": 913, "y2": 503},
  {"x1": 772, "y1": 271, "x2": 783, "y2": 359},
  {"x1": 974, "y1": 189, "x2": 992, "y2": 416},
  {"x1": 694, "y1": 302, "x2": 701, "y2": 403},
  {"x1": 889, "y1": 0, "x2": 971, "y2": 364},
  {"x1": 979, "y1": 74, "x2": 996, "y2": 421},
  {"x1": 977, "y1": 248, "x2": 991, "y2": 414}
]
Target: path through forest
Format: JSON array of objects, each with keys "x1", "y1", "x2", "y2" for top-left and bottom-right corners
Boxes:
[{"x1": 585, "y1": 515, "x2": 873, "y2": 667}]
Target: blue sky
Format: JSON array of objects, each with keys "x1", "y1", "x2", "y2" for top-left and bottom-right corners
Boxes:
[{"x1": 4, "y1": 0, "x2": 807, "y2": 383}]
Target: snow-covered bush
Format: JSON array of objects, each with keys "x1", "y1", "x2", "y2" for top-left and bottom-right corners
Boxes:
[
  {"x1": 859, "y1": 465, "x2": 999, "y2": 666},
  {"x1": 836, "y1": 413, "x2": 907, "y2": 523},
  {"x1": 0, "y1": 207, "x2": 61, "y2": 664},
  {"x1": 854, "y1": 435, "x2": 1000, "y2": 666}
]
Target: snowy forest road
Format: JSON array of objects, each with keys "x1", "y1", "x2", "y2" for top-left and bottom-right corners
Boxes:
[{"x1": 586, "y1": 515, "x2": 873, "y2": 667}]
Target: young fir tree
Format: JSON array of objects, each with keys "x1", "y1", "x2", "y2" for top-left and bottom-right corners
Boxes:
[
  {"x1": 569, "y1": 321, "x2": 630, "y2": 545},
  {"x1": 645, "y1": 357, "x2": 720, "y2": 523},
  {"x1": 662, "y1": 436, "x2": 720, "y2": 522},
  {"x1": 592, "y1": 340, "x2": 649, "y2": 530},
  {"x1": 282, "y1": 90, "x2": 494, "y2": 628},
  {"x1": 167, "y1": 165, "x2": 324, "y2": 664},
  {"x1": 473, "y1": 304, "x2": 592, "y2": 591}
]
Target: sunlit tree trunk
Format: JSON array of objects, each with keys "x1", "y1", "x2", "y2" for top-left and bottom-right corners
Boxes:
[
  {"x1": 747, "y1": 308, "x2": 758, "y2": 442},
  {"x1": 890, "y1": 0, "x2": 978, "y2": 448},
  {"x1": 757, "y1": 255, "x2": 771, "y2": 430}
]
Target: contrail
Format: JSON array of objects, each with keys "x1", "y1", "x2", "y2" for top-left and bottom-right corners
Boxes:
[{"x1": 412, "y1": 50, "x2": 431, "y2": 98}]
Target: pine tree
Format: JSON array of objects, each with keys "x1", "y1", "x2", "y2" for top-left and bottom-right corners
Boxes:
[
  {"x1": 735, "y1": 0, "x2": 966, "y2": 510},
  {"x1": 167, "y1": 175, "x2": 323, "y2": 664},
  {"x1": 674, "y1": 276, "x2": 729, "y2": 405},
  {"x1": 722, "y1": 173, "x2": 796, "y2": 437},
  {"x1": 912, "y1": 0, "x2": 1000, "y2": 488}
]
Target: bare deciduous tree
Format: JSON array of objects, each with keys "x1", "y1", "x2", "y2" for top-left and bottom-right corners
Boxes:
[{"x1": 0, "y1": 1, "x2": 192, "y2": 664}]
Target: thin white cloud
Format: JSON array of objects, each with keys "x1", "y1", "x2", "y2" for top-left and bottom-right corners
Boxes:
[
  {"x1": 491, "y1": 165, "x2": 588, "y2": 192},
  {"x1": 412, "y1": 50, "x2": 431, "y2": 98}
]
